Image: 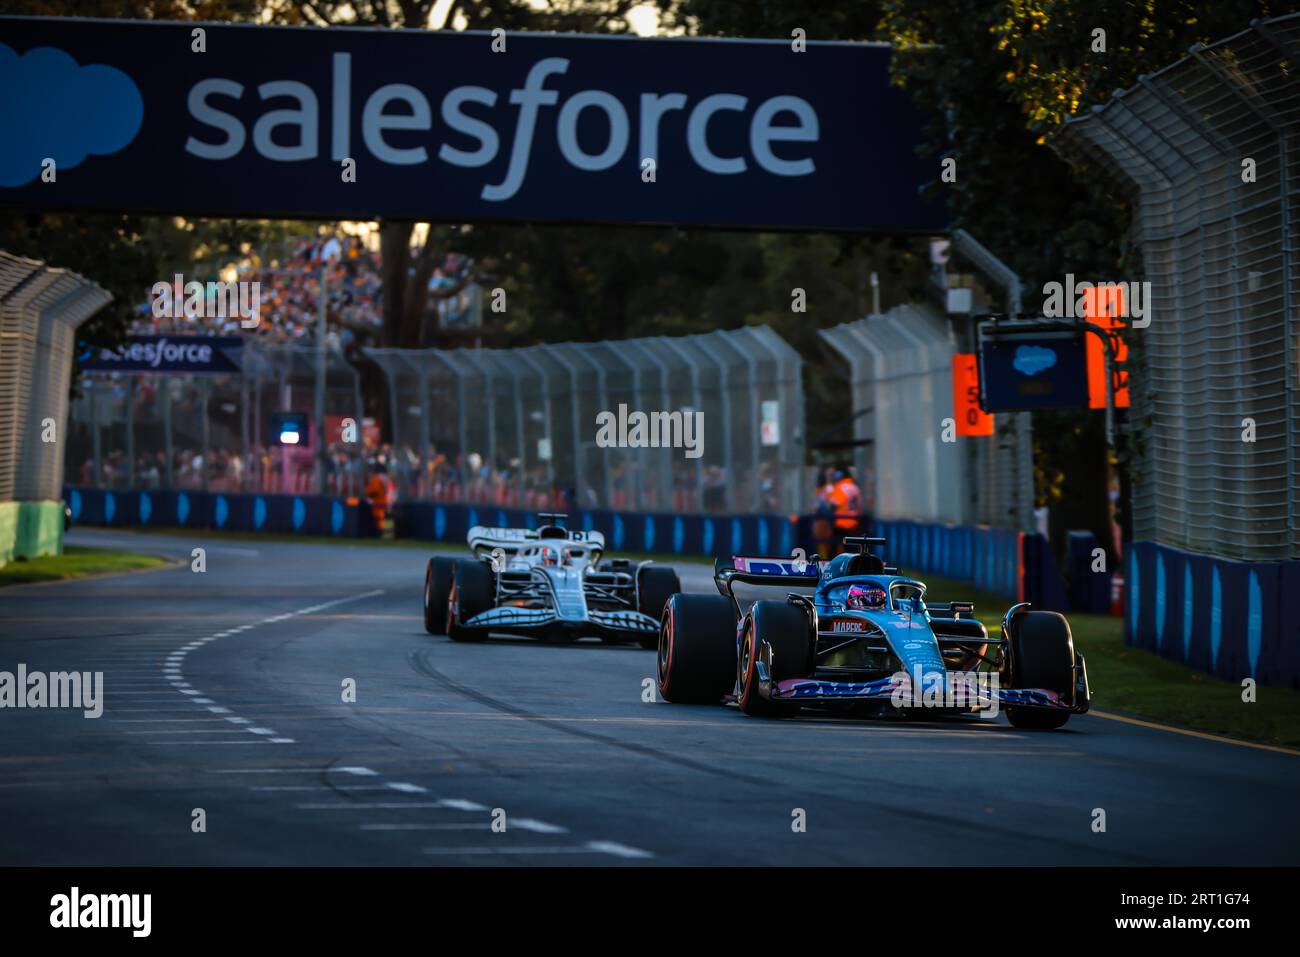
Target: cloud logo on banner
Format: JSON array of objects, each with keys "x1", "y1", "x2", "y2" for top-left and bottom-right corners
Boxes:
[
  {"x1": 0, "y1": 44, "x2": 144, "y2": 187},
  {"x1": 1012, "y1": 345, "x2": 1058, "y2": 377}
]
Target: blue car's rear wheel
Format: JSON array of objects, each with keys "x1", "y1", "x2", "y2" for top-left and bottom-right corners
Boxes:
[
  {"x1": 637, "y1": 565, "x2": 681, "y2": 650},
  {"x1": 656, "y1": 594, "x2": 735, "y2": 704}
]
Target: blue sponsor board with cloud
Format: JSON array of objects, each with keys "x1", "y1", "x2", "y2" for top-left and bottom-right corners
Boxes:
[
  {"x1": 0, "y1": 41, "x2": 143, "y2": 188},
  {"x1": 977, "y1": 332, "x2": 1089, "y2": 411},
  {"x1": 0, "y1": 16, "x2": 947, "y2": 232}
]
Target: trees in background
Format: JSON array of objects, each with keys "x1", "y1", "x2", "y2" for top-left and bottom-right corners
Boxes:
[
  {"x1": 7, "y1": 0, "x2": 1293, "y2": 531},
  {"x1": 669, "y1": 0, "x2": 1295, "y2": 542}
]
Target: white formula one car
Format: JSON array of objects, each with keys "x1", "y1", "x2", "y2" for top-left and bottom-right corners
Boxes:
[{"x1": 423, "y1": 513, "x2": 681, "y2": 647}]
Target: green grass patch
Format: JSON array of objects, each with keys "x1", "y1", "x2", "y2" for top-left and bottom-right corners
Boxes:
[
  {"x1": 0, "y1": 545, "x2": 170, "y2": 587},
  {"x1": 905, "y1": 567, "x2": 1300, "y2": 748}
]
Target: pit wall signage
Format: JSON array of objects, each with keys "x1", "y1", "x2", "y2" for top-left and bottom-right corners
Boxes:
[{"x1": 0, "y1": 17, "x2": 948, "y2": 232}]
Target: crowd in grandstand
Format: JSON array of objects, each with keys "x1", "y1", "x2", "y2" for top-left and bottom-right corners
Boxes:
[
  {"x1": 70, "y1": 434, "x2": 787, "y2": 515},
  {"x1": 128, "y1": 232, "x2": 473, "y2": 348},
  {"x1": 84, "y1": 228, "x2": 794, "y2": 515}
]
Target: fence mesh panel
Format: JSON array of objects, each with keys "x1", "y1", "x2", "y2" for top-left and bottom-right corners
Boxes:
[
  {"x1": 364, "y1": 326, "x2": 804, "y2": 514},
  {"x1": 820, "y1": 303, "x2": 1034, "y2": 531},
  {"x1": 67, "y1": 342, "x2": 366, "y2": 497},
  {"x1": 0, "y1": 252, "x2": 112, "y2": 503},
  {"x1": 1056, "y1": 14, "x2": 1299, "y2": 559}
]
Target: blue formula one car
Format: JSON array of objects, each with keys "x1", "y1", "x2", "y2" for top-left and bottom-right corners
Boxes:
[{"x1": 655, "y1": 537, "x2": 1090, "y2": 729}]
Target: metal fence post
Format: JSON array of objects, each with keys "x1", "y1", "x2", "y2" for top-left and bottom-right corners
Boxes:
[
  {"x1": 90, "y1": 376, "x2": 101, "y2": 486},
  {"x1": 656, "y1": 337, "x2": 704, "y2": 509},
  {"x1": 163, "y1": 376, "x2": 174, "y2": 488},
  {"x1": 541, "y1": 345, "x2": 584, "y2": 507}
]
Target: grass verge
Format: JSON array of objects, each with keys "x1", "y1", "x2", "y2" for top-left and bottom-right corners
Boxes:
[
  {"x1": 0, "y1": 545, "x2": 170, "y2": 587},
  {"x1": 908, "y1": 567, "x2": 1300, "y2": 749}
]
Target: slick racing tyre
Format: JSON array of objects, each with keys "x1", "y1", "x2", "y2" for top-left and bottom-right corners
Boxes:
[
  {"x1": 424, "y1": 557, "x2": 455, "y2": 635},
  {"x1": 447, "y1": 559, "x2": 495, "y2": 642},
  {"x1": 737, "y1": 600, "x2": 814, "y2": 718},
  {"x1": 636, "y1": 565, "x2": 682, "y2": 650},
  {"x1": 1005, "y1": 610, "x2": 1075, "y2": 730},
  {"x1": 656, "y1": 594, "x2": 735, "y2": 704}
]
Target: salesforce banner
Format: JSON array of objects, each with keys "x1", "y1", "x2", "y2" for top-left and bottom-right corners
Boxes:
[
  {"x1": 0, "y1": 17, "x2": 947, "y2": 232},
  {"x1": 79, "y1": 336, "x2": 243, "y2": 373}
]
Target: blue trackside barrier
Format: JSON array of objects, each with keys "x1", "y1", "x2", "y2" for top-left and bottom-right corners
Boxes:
[
  {"x1": 868, "y1": 519, "x2": 1071, "y2": 611},
  {"x1": 65, "y1": 487, "x2": 371, "y2": 538},
  {"x1": 1021, "y1": 534, "x2": 1070, "y2": 613},
  {"x1": 392, "y1": 501, "x2": 800, "y2": 559},
  {"x1": 1066, "y1": 530, "x2": 1113, "y2": 613},
  {"x1": 874, "y1": 519, "x2": 1019, "y2": 605},
  {"x1": 69, "y1": 485, "x2": 1079, "y2": 614},
  {"x1": 1125, "y1": 541, "x2": 1298, "y2": 689}
]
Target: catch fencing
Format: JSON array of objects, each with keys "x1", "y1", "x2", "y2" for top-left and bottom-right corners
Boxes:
[
  {"x1": 1, "y1": 252, "x2": 112, "y2": 502},
  {"x1": 64, "y1": 325, "x2": 806, "y2": 516},
  {"x1": 818, "y1": 303, "x2": 1034, "y2": 532},
  {"x1": 0, "y1": 251, "x2": 112, "y2": 562},
  {"x1": 1056, "y1": 14, "x2": 1299, "y2": 562},
  {"x1": 66, "y1": 342, "x2": 368, "y2": 498},
  {"x1": 365, "y1": 326, "x2": 806, "y2": 515}
]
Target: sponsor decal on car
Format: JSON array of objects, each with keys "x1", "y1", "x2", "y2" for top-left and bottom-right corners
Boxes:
[
  {"x1": 828, "y1": 618, "x2": 867, "y2": 634},
  {"x1": 732, "y1": 557, "x2": 819, "y2": 576}
]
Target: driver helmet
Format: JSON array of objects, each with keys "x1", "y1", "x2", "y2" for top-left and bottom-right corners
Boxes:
[{"x1": 846, "y1": 583, "x2": 887, "y2": 610}]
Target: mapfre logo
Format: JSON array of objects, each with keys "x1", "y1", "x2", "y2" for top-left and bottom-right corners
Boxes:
[{"x1": 830, "y1": 619, "x2": 866, "y2": 634}]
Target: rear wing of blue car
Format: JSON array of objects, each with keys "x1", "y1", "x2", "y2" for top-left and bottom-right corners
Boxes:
[{"x1": 713, "y1": 555, "x2": 820, "y2": 601}]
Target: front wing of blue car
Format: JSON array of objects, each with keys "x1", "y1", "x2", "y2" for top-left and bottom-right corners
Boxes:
[{"x1": 753, "y1": 660, "x2": 1091, "y2": 714}]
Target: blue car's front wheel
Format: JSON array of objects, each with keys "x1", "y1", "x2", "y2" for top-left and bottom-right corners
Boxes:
[
  {"x1": 737, "y1": 600, "x2": 813, "y2": 718},
  {"x1": 1004, "y1": 610, "x2": 1075, "y2": 730}
]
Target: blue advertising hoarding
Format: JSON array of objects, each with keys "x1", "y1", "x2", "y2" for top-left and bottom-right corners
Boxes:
[
  {"x1": 78, "y1": 335, "x2": 243, "y2": 373},
  {"x1": 0, "y1": 16, "x2": 948, "y2": 233}
]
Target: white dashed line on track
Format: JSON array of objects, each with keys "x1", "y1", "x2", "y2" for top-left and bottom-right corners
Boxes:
[
  {"x1": 436, "y1": 798, "x2": 488, "y2": 812},
  {"x1": 296, "y1": 802, "x2": 449, "y2": 810},
  {"x1": 143, "y1": 589, "x2": 384, "y2": 743},
  {"x1": 512, "y1": 818, "x2": 568, "y2": 834},
  {"x1": 363, "y1": 823, "x2": 491, "y2": 832},
  {"x1": 422, "y1": 842, "x2": 653, "y2": 859},
  {"x1": 249, "y1": 785, "x2": 395, "y2": 792}
]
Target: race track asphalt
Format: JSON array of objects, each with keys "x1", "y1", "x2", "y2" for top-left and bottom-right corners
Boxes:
[{"x1": 1, "y1": 529, "x2": 1297, "y2": 867}]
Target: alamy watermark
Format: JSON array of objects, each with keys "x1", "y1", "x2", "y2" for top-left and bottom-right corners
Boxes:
[
  {"x1": 1042, "y1": 274, "x2": 1150, "y2": 328},
  {"x1": 50, "y1": 887, "x2": 150, "y2": 937},
  {"x1": 595, "y1": 404, "x2": 704, "y2": 459},
  {"x1": 151, "y1": 273, "x2": 261, "y2": 328},
  {"x1": 0, "y1": 665, "x2": 103, "y2": 718},
  {"x1": 889, "y1": 666, "x2": 1000, "y2": 717}
]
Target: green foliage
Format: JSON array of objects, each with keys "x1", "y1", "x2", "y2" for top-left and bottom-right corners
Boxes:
[
  {"x1": 665, "y1": 0, "x2": 1296, "y2": 538},
  {"x1": 657, "y1": 0, "x2": 885, "y2": 39}
]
